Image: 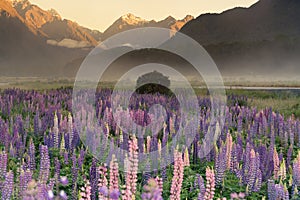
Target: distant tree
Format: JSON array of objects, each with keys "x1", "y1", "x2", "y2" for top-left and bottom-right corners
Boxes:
[{"x1": 135, "y1": 71, "x2": 171, "y2": 95}]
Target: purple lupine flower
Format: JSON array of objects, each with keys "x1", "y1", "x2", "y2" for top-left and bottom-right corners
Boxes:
[
  {"x1": 99, "y1": 186, "x2": 108, "y2": 197},
  {"x1": 242, "y1": 142, "x2": 251, "y2": 184},
  {"x1": 68, "y1": 113, "x2": 73, "y2": 149},
  {"x1": 161, "y1": 164, "x2": 167, "y2": 182},
  {"x1": 293, "y1": 151, "x2": 300, "y2": 186},
  {"x1": 287, "y1": 117, "x2": 294, "y2": 146},
  {"x1": 253, "y1": 169, "x2": 262, "y2": 192},
  {"x1": 34, "y1": 111, "x2": 40, "y2": 135},
  {"x1": 237, "y1": 114, "x2": 243, "y2": 133},
  {"x1": 54, "y1": 157, "x2": 61, "y2": 181},
  {"x1": 142, "y1": 160, "x2": 151, "y2": 186},
  {"x1": 196, "y1": 174, "x2": 206, "y2": 200},
  {"x1": 109, "y1": 189, "x2": 120, "y2": 200},
  {"x1": 215, "y1": 144, "x2": 226, "y2": 185},
  {"x1": 297, "y1": 120, "x2": 300, "y2": 147},
  {"x1": 230, "y1": 143, "x2": 238, "y2": 173},
  {"x1": 28, "y1": 138, "x2": 36, "y2": 171},
  {"x1": 59, "y1": 190, "x2": 68, "y2": 200},
  {"x1": 71, "y1": 151, "x2": 79, "y2": 199},
  {"x1": 1, "y1": 171, "x2": 14, "y2": 200},
  {"x1": 89, "y1": 158, "x2": 98, "y2": 200},
  {"x1": 286, "y1": 144, "x2": 293, "y2": 168},
  {"x1": 246, "y1": 149, "x2": 258, "y2": 193},
  {"x1": 19, "y1": 169, "x2": 33, "y2": 197},
  {"x1": 63, "y1": 150, "x2": 69, "y2": 165},
  {"x1": 60, "y1": 176, "x2": 68, "y2": 186},
  {"x1": 0, "y1": 151, "x2": 7, "y2": 179},
  {"x1": 48, "y1": 178, "x2": 55, "y2": 192},
  {"x1": 78, "y1": 147, "x2": 85, "y2": 169},
  {"x1": 39, "y1": 145, "x2": 50, "y2": 184},
  {"x1": 268, "y1": 180, "x2": 276, "y2": 200},
  {"x1": 274, "y1": 182, "x2": 288, "y2": 200},
  {"x1": 53, "y1": 112, "x2": 59, "y2": 148}
]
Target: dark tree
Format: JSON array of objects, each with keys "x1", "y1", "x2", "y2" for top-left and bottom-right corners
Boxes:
[{"x1": 135, "y1": 71, "x2": 171, "y2": 95}]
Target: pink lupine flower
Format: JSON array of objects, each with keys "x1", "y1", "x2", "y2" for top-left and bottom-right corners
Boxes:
[
  {"x1": 230, "y1": 192, "x2": 246, "y2": 199},
  {"x1": 170, "y1": 149, "x2": 184, "y2": 200},
  {"x1": 273, "y1": 147, "x2": 280, "y2": 180},
  {"x1": 155, "y1": 176, "x2": 163, "y2": 195},
  {"x1": 123, "y1": 135, "x2": 139, "y2": 200},
  {"x1": 204, "y1": 167, "x2": 215, "y2": 200},
  {"x1": 80, "y1": 178, "x2": 91, "y2": 200},
  {"x1": 98, "y1": 165, "x2": 108, "y2": 200},
  {"x1": 109, "y1": 154, "x2": 119, "y2": 194},
  {"x1": 225, "y1": 133, "x2": 233, "y2": 169}
]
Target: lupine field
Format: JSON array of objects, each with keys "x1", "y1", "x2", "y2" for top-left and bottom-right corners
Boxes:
[{"x1": 0, "y1": 88, "x2": 300, "y2": 200}]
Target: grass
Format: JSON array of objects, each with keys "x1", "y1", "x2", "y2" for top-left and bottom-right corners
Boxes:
[{"x1": 1, "y1": 79, "x2": 300, "y2": 118}]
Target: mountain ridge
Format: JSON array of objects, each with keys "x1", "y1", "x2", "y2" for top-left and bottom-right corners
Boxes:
[
  {"x1": 2, "y1": 0, "x2": 194, "y2": 46},
  {"x1": 102, "y1": 13, "x2": 193, "y2": 40},
  {"x1": 179, "y1": 0, "x2": 300, "y2": 77},
  {"x1": 0, "y1": 0, "x2": 194, "y2": 77},
  {"x1": 2, "y1": 0, "x2": 300, "y2": 78}
]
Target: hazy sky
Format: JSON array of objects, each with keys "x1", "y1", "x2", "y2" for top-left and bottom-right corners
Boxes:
[{"x1": 30, "y1": 0, "x2": 258, "y2": 32}]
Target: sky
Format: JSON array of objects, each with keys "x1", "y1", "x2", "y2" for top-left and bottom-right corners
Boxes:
[{"x1": 30, "y1": 0, "x2": 258, "y2": 32}]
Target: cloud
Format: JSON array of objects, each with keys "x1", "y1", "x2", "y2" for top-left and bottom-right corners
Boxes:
[{"x1": 47, "y1": 38, "x2": 92, "y2": 48}]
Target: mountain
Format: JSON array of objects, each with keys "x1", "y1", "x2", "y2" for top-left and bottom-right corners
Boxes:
[
  {"x1": 6, "y1": 0, "x2": 300, "y2": 79},
  {"x1": 8, "y1": 0, "x2": 193, "y2": 46},
  {"x1": 10, "y1": 0, "x2": 99, "y2": 47},
  {"x1": 12, "y1": 0, "x2": 60, "y2": 29},
  {"x1": 179, "y1": 0, "x2": 300, "y2": 77},
  {"x1": 102, "y1": 13, "x2": 193, "y2": 40},
  {"x1": 0, "y1": 0, "x2": 89, "y2": 76},
  {"x1": 0, "y1": 0, "x2": 193, "y2": 77}
]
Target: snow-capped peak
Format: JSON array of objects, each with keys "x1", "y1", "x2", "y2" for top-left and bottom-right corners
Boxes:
[{"x1": 120, "y1": 13, "x2": 147, "y2": 25}]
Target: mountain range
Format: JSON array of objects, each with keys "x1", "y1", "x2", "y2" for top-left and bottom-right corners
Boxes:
[
  {"x1": 0, "y1": 0, "x2": 194, "y2": 76},
  {"x1": 179, "y1": 0, "x2": 300, "y2": 77},
  {"x1": 1, "y1": 0, "x2": 300, "y2": 79}
]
